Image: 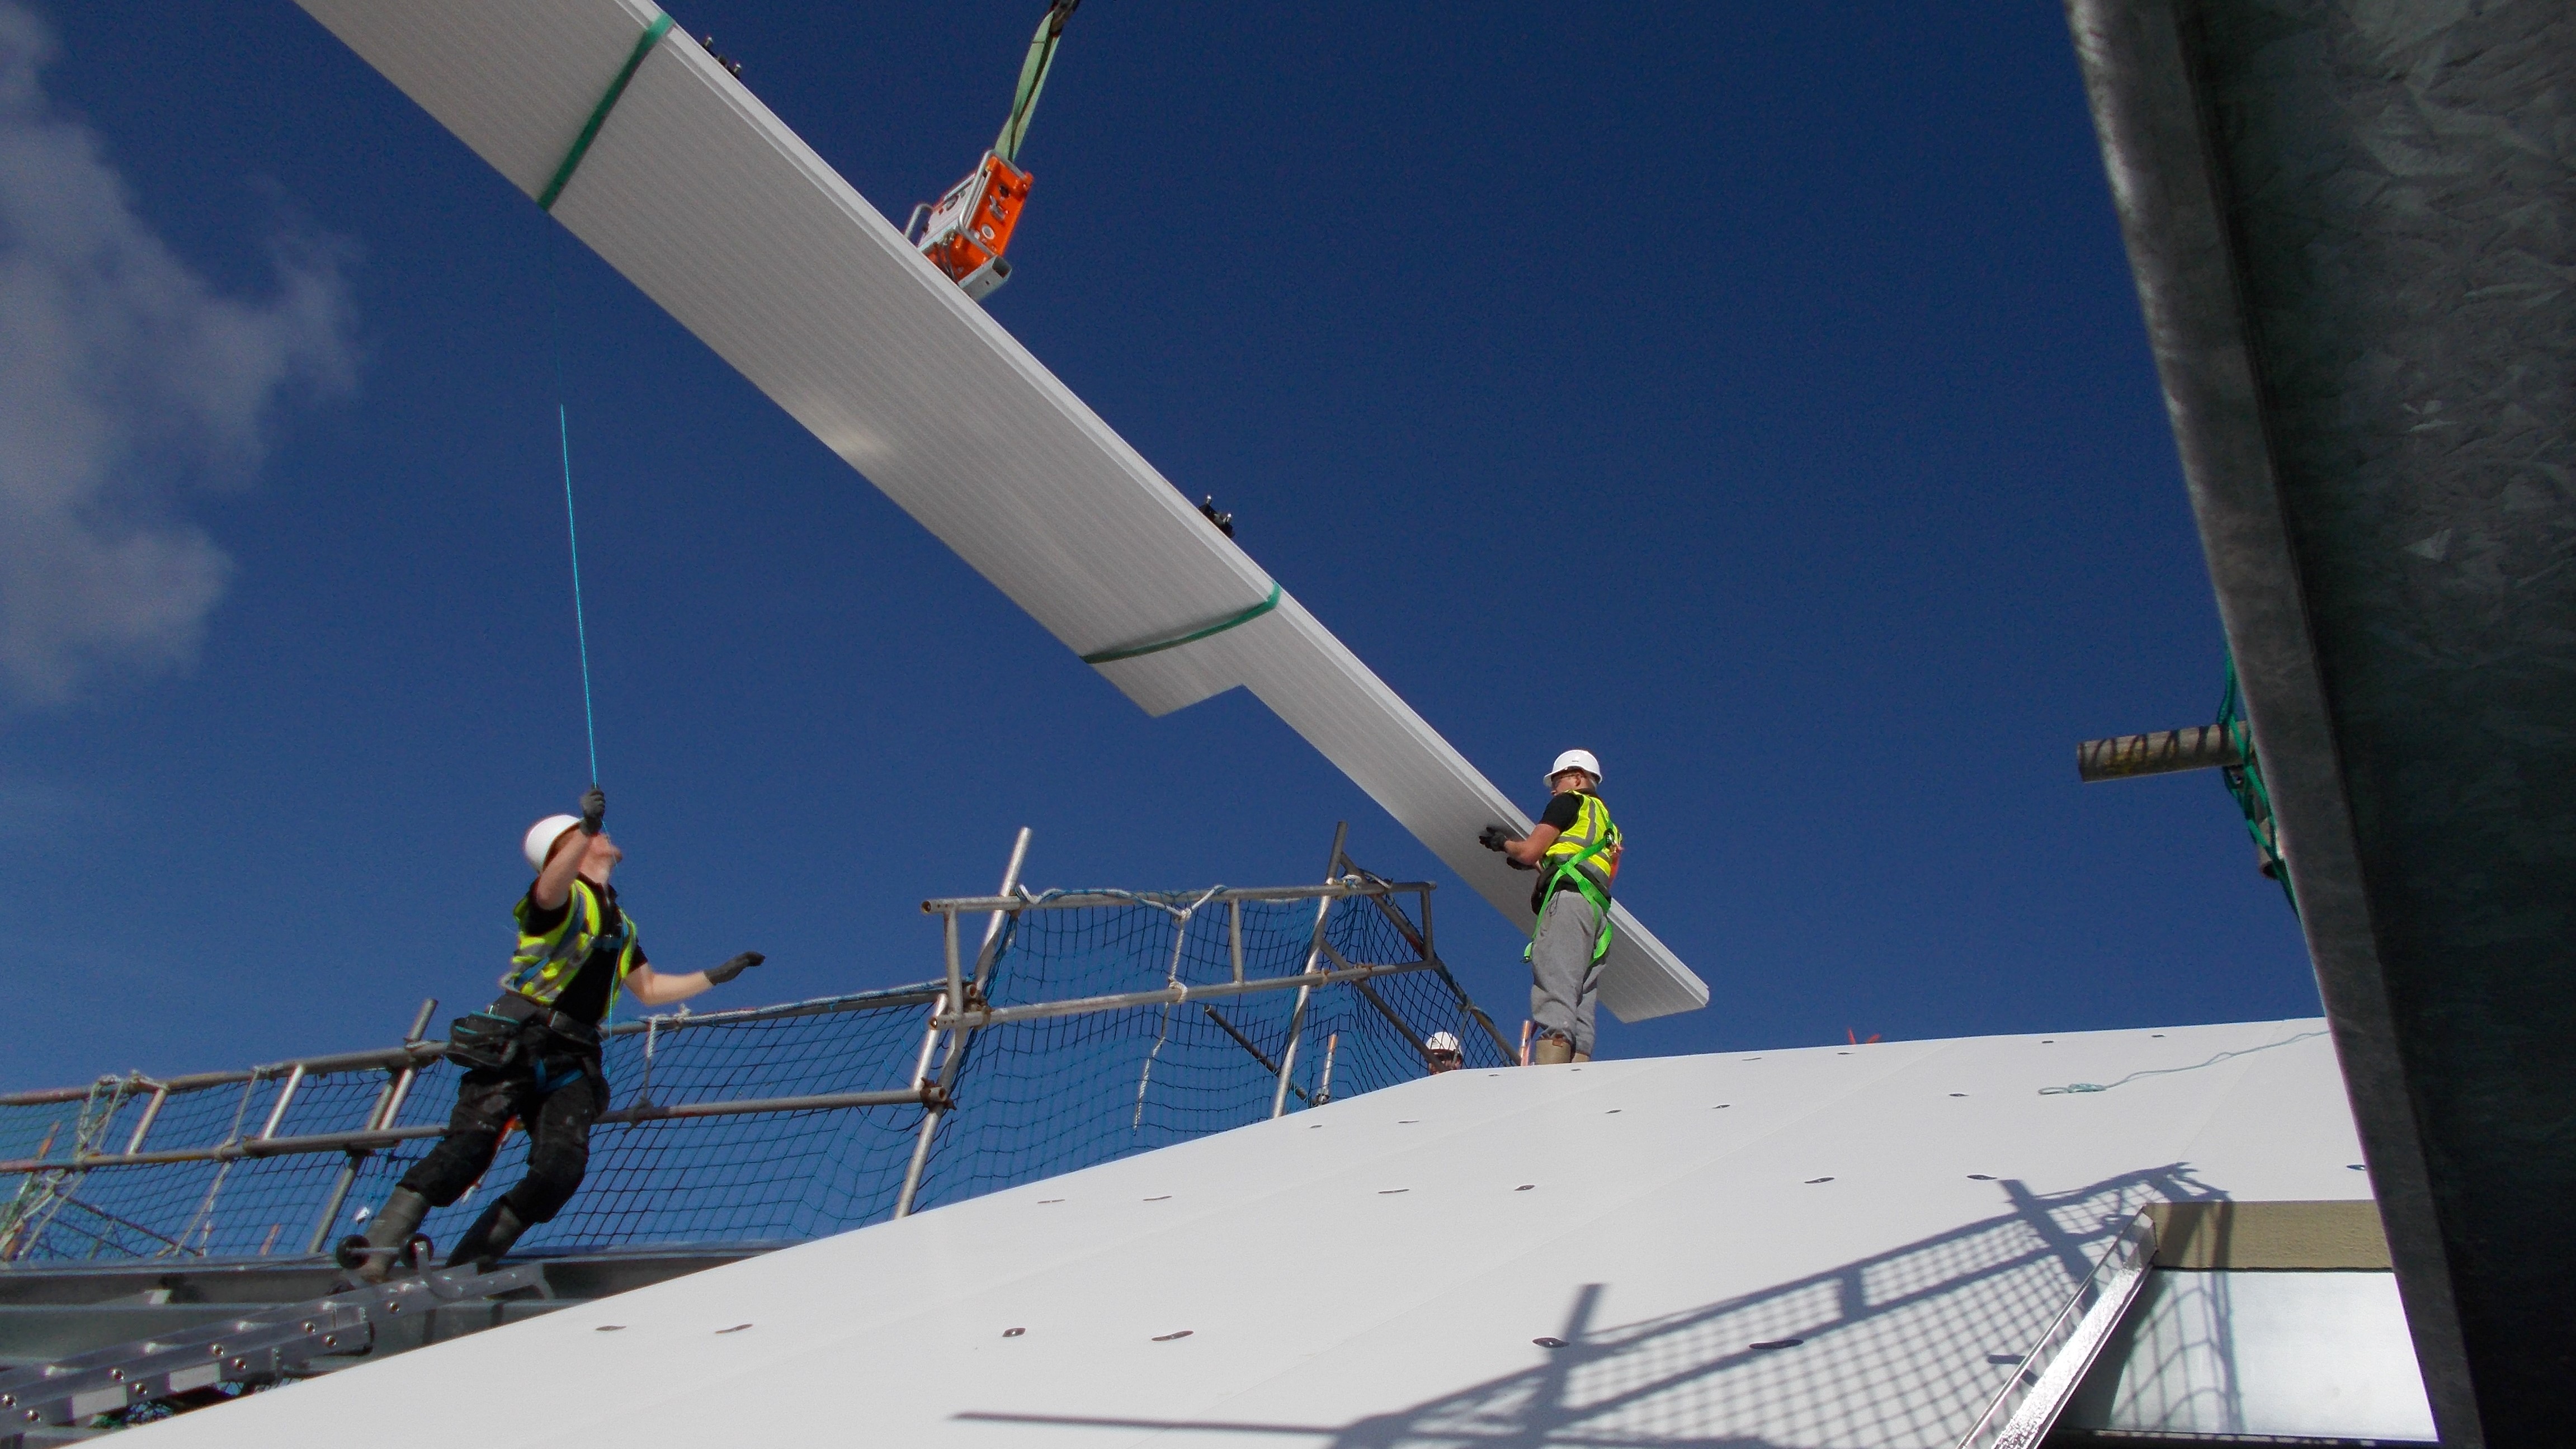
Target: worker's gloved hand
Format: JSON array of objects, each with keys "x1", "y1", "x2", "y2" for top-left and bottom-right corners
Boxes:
[
  {"x1": 1477, "y1": 825, "x2": 1515, "y2": 853},
  {"x1": 579, "y1": 785, "x2": 606, "y2": 835},
  {"x1": 705, "y1": 951, "x2": 764, "y2": 985}
]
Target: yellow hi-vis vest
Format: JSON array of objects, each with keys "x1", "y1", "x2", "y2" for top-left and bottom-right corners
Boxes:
[
  {"x1": 1544, "y1": 794, "x2": 1620, "y2": 896},
  {"x1": 1540, "y1": 793, "x2": 1621, "y2": 963},
  {"x1": 501, "y1": 878, "x2": 641, "y2": 1015}
]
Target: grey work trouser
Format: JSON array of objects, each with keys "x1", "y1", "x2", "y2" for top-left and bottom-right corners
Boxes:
[{"x1": 1530, "y1": 888, "x2": 1608, "y2": 1057}]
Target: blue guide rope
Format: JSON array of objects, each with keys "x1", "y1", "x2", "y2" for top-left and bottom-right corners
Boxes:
[
  {"x1": 535, "y1": 12, "x2": 676, "y2": 785},
  {"x1": 558, "y1": 399, "x2": 599, "y2": 785}
]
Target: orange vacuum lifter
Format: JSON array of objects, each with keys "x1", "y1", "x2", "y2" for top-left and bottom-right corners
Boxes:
[{"x1": 904, "y1": 0, "x2": 1081, "y2": 303}]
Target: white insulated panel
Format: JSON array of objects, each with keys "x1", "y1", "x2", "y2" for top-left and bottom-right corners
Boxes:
[
  {"x1": 2067, "y1": 1269, "x2": 2436, "y2": 1442},
  {"x1": 136, "y1": 1018, "x2": 2368, "y2": 1448},
  {"x1": 287, "y1": 0, "x2": 1706, "y2": 1021}
]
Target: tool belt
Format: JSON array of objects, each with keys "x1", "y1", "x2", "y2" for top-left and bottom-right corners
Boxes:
[{"x1": 445, "y1": 993, "x2": 601, "y2": 1070}]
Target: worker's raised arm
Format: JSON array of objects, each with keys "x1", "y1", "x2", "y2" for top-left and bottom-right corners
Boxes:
[
  {"x1": 1505, "y1": 823, "x2": 1562, "y2": 868},
  {"x1": 532, "y1": 785, "x2": 605, "y2": 910},
  {"x1": 624, "y1": 952, "x2": 765, "y2": 1007}
]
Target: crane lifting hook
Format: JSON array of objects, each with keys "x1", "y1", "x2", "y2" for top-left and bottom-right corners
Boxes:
[{"x1": 904, "y1": 1, "x2": 1083, "y2": 303}]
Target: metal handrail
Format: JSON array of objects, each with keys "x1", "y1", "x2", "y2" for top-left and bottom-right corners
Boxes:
[
  {"x1": 0, "y1": 982, "x2": 954, "y2": 1110},
  {"x1": 0, "y1": 1087, "x2": 946, "y2": 1176},
  {"x1": 932, "y1": 958, "x2": 1438, "y2": 1031},
  {"x1": 919, "y1": 879, "x2": 1431, "y2": 914}
]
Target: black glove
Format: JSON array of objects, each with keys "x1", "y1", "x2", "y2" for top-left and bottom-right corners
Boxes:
[
  {"x1": 579, "y1": 785, "x2": 606, "y2": 835},
  {"x1": 705, "y1": 951, "x2": 764, "y2": 985},
  {"x1": 1478, "y1": 825, "x2": 1515, "y2": 853}
]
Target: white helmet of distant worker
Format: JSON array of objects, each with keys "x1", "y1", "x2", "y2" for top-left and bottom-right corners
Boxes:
[
  {"x1": 1425, "y1": 1032, "x2": 1462, "y2": 1054},
  {"x1": 522, "y1": 814, "x2": 586, "y2": 872},
  {"x1": 1547, "y1": 749, "x2": 1601, "y2": 786}
]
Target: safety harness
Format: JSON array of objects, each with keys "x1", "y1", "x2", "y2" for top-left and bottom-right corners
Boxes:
[
  {"x1": 1535, "y1": 794, "x2": 1621, "y2": 965},
  {"x1": 449, "y1": 880, "x2": 638, "y2": 1078},
  {"x1": 502, "y1": 878, "x2": 641, "y2": 1014}
]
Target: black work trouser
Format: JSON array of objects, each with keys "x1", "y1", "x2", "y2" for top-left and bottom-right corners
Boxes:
[{"x1": 398, "y1": 1049, "x2": 606, "y2": 1225}]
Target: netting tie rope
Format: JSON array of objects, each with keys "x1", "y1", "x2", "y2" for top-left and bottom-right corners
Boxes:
[{"x1": 2039, "y1": 1030, "x2": 2325, "y2": 1096}]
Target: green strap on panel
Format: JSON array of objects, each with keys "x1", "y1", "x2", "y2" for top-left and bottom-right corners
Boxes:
[
  {"x1": 537, "y1": 13, "x2": 674, "y2": 213},
  {"x1": 1082, "y1": 584, "x2": 1282, "y2": 665}
]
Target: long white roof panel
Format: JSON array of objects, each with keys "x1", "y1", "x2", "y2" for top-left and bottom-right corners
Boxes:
[
  {"x1": 285, "y1": 0, "x2": 1705, "y2": 1021},
  {"x1": 139, "y1": 1018, "x2": 2364, "y2": 1448}
]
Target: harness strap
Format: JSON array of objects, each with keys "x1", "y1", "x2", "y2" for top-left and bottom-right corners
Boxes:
[
  {"x1": 490, "y1": 993, "x2": 603, "y2": 1047},
  {"x1": 1540, "y1": 833, "x2": 1617, "y2": 964},
  {"x1": 537, "y1": 13, "x2": 674, "y2": 213}
]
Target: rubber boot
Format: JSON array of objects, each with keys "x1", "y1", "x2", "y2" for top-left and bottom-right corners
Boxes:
[
  {"x1": 1532, "y1": 1034, "x2": 1575, "y2": 1066},
  {"x1": 1572, "y1": 1052, "x2": 1593, "y2": 1064},
  {"x1": 344, "y1": 1187, "x2": 428, "y2": 1286},
  {"x1": 445, "y1": 1200, "x2": 529, "y2": 1269}
]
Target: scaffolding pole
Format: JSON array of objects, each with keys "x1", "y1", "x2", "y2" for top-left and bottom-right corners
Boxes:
[
  {"x1": 895, "y1": 827, "x2": 1030, "y2": 1219},
  {"x1": 305, "y1": 997, "x2": 437, "y2": 1254},
  {"x1": 1272, "y1": 822, "x2": 1348, "y2": 1120}
]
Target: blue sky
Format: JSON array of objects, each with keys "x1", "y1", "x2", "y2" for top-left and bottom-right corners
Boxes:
[{"x1": 0, "y1": 0, "x2": 2317, "y2": 1092}]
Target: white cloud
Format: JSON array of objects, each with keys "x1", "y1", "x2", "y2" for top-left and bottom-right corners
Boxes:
[{"x1": 0, "y1": 2, "x2": 356, "y2": 707}]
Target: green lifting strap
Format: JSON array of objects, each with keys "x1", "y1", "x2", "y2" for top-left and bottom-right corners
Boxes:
[
  {"x1": 537, "y1": 13, "x2": 674, "y2": 213},
  {"x1": 1082, "y1": 584, "x2": 1282, "y2": 665},
  {"x1": 995, "y1": 0, "x2": 1081, "y2": 166}
]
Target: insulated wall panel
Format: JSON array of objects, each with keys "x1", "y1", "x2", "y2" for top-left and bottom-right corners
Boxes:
[{"x1": 289, "y1": 0, "x2": 1707, "y2": 1019}]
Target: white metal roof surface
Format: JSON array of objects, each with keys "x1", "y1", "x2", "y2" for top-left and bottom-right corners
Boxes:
[
  {"x1": 284, "y1": 0, "x2": 1704, "y2": 1021},
  {"x1": 139, "y1": 1018, "x2": 2366, "y2": 1448}
]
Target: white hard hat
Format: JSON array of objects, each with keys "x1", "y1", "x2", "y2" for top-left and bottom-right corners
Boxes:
[
  {"x1": 1547, "y1": 749, "x2": 1601, "y2": 785},
  {"x1": 523, "y1": 815, "x2": 584, "y2": 872},
  {"x1": 1425, "y1": 1032, "x2": 1462, "y2": 1054}
]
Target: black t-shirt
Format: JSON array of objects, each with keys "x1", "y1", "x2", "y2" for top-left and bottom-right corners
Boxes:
[
  {"x1": 518, "y1": 880, "x2": 646, "y2": 1026},
  {"x1": 1530, "y1": 791, "x2": 1598, "y2": 913}
]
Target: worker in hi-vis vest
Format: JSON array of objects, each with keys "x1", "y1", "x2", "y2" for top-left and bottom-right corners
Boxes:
[
  {"x1": 338, "y1": 787, "x2": 764, "y2": 1283},
  {"x1": 1479, "y1": 749, "x2": 1622, "y2": 1066}
]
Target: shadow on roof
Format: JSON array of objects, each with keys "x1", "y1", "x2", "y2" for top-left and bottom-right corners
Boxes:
[{"x1": 955, "y1": 1164, "x2": 2220, "y2": 1447}]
